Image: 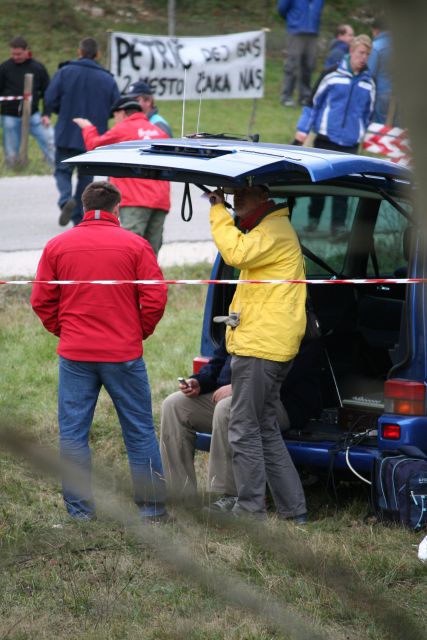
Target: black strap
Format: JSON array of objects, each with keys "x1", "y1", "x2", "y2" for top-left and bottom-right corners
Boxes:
[
  {"x1": 301, "y1": 242, "x2": 340, "y2": 278},
  {"x1": 181, "y1": 182, "x2": 193, "y2": 222}
]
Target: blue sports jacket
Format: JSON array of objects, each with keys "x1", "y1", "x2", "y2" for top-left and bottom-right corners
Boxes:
[
  {"x1": 277, "y1": 0, "x2": 324, "y2": 34},
  {"x1": 297, "y1": 55, "x2": 375, "y2": 148},
  {"x1": 44, "y1": 58, "x2": 120, "y2": 150}
]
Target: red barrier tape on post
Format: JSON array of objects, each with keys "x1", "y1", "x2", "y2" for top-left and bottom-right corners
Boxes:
[{"x1": 0, "y1": 278, "x2": 425, "y2": 286}]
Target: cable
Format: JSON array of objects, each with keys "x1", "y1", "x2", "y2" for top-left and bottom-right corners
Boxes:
[{"x1": 345, "y1": 446, "x2": 372, "y2": 485}]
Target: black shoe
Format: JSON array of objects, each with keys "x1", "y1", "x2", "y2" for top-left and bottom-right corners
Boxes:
[
  {"x1": 140, "y1": 512, "x2": 175, "y2": 525},
  {"x1": 59, "y1": 198, "x2": 76, "y2": 226},
  {"x1": 304, "y1": 222, "x2": 319, "y2": 233},
  {"x1": 278, "y1": 512, "x2": 308, "y2": 525},
  {"x1": 292, "y1": 512, "x2": 308, "y2": 524}
]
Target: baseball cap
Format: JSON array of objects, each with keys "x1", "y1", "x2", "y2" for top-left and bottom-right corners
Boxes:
[
  {"x1": 125, "y1": 80, "x2": 153, "y2": 97},
  {"x1": 110, "y1": 96, "x2": 142, "y2": 117}
]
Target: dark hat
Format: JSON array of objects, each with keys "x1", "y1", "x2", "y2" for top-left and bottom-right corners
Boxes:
[
  {"x1": 110, "y1": 96, "x2": 142, "y2": 117},
  {"x1": 125, "y1": 80, "x2": 153, "y2": 97}
]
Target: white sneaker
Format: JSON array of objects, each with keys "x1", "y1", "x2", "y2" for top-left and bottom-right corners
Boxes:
[{"x1": 204, "y1": 495, "x2": 237, "y2": 514}]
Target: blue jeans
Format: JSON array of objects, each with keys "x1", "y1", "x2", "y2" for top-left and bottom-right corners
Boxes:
[
  {"x1": 1, "y1": 112, "x2": 55, "y2": 166},
  {"x1": 54, "y1": 147, "x2": 93, "y2": 225},
  {"x1": 58, "y1": 356, "x2": 166, "y2": 519}
]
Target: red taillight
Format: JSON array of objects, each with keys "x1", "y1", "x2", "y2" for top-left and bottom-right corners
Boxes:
[
  {"x1": 382, "y1": 424, "x2": 401, "y2": 439},
  {"x1": 193, "y1": 356, "x2": 210, "y2": 374},
  {"x1": 384, "y1": 379, "x2": 425, "y2": 416}
]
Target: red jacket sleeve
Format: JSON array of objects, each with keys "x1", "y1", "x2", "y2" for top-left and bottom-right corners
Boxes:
[
  {"x1": 82, "y1": 124, "x2": 125, "y2": 151},
  {"x1": 30, "y1": 247, "x2": 61, "y2": 336},
  {"x1": 136, "y1": 241, "x2": 168, "y2": 340}
]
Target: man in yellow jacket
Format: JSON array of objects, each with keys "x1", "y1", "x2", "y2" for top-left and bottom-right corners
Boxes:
[{"x1": 209, "y1": 185, "x2": 307, "y2": 521}]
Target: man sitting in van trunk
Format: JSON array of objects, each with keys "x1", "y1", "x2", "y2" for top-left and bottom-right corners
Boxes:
[
  {"x1": 206, "y1": 185, "x2": 308, "y2": 521},
  {"x1": 160, "y1": 335, "x2": 322, "y2": 512}
]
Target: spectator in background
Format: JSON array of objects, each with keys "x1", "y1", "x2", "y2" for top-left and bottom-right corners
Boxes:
[
  {"x1": 369, "y1": 15, "x2": 393, "y2": 124},
  {"x1": 44, "y1": 37, "x2": 120, "y2": 227},
  {"x1": 74, "y1": 95, "x2": 170, "y2": 256},
  {"x1": 324, "y1": 24, "x2": 354, "y2": 68},
  {"x1": 0, "y1": 36, "x2": 54, "y2": 168},
  {"x1": 294, "y1": 35, "x2": 375, "y2": 235},
  {"x1": 124, "y1": 80, "x2": 173, "y2": 137},
  {"x1": 277, "y1": 0, "x2": 325, "y2": 107}
]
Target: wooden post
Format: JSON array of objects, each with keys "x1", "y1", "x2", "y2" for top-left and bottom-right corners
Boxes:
[
  {"x1": 168, "y1": 0, "x2": 176, "y2": 36},
  {"x1": 17, "y1": 73, "x2": 33, "y2": 167}
]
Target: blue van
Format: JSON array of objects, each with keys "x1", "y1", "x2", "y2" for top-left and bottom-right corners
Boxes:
[{"x1": 70, "y1": 137, "x2": 425, "y2": 481}]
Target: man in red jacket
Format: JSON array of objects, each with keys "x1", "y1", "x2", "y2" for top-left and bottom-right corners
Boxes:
[
  {"x1": 74, "y1": 96, "x2": 170, "y2": 255},
  {"x1": 31, "y1": 181, "x2": 168, "y2": 522}
]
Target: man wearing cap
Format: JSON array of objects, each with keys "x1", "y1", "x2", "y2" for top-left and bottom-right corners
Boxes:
[
  {"x1": 125, "y1": 80, "x2": 173, "y2": 137},
  {"x1": 207, "y1": 185, "x2": 308, "y2": 522},
  {"x1": 74, "y1": 96, "x2": 170, "y2": 255},
  {"x1": 44, "y1": 37, "x2": 120, "y2": 226}
]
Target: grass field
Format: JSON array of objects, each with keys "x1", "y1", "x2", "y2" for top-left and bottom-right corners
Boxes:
[{"x1": 0, "y1": 266, "x2": 426, "y2": 640}]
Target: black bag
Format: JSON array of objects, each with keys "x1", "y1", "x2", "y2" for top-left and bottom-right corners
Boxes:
[
  {"x1": 304, "y1": 299, "x2": 322, "y2": 342},
  {"x1": 372, "y1": 446, "x2": 427, "y2": 530}
]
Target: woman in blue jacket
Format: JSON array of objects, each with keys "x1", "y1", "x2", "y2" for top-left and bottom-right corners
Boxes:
[{"x1": 294, "y1": 34, "x2": 375, "y2": 234}]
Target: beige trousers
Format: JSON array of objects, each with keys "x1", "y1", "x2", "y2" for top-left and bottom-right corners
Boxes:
[
  {"x1": 160, "y1": 391, "x2": 234, "y2": 497},
  {"x1": 160, "y1": 390, "x2": 289, "y2": 499}
]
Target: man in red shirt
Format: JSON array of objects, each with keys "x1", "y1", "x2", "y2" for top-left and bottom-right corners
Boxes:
[
  {"x1": 74, "y1": 96, "x2": 170, "y2": 255},
  {"x1": 31, "y1": 181, "x2": 168, "y2": 522}
]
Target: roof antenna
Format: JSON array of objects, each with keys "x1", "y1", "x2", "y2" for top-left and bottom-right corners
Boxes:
[
  {"x1": 181, "y1": 63, "x2": 191, "y2": 138},
  {"x1": 196, "y1": 87, "x2": 204, "y2": 134}
]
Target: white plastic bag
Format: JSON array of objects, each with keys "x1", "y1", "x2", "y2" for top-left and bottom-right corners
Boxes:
[{"x1": 418, "y1": 535, "x2": 427, "y2": 562}]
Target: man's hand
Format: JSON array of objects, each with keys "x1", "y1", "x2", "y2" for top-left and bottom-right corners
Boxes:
[
  {"x1": 294, "y1": 131, "x2": 308, "y2": 144},
  {"x1": 41, "y1": 115, "x2": 51, "y2": 127},
  {"x1": 209, "y1": 189, "x2": 225, "y2": 206},
  {"x1": 73, "y1": 117, "x2": 92, "y2": 129},
  {"x1": 179, "y1": 377, "x2": 200, "y2": 397},
  {"x1": 212, "y1": 384, "x2": 232, "y2": 404}
]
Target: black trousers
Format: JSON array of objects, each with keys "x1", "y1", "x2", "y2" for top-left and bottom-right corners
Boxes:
[{"x1": 308, "y1": 136, "x2": 358, "y2": 230}]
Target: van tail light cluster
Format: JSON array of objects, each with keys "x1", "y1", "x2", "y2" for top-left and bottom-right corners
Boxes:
[
  {"x1": 384, "y1": 379, "x2": 426, "y2": 417},
  {"x1": 193, "y1": 356, "x2": 211, "y2": 374},
  {"x1": 382, "y1": 424, "x2": 401, "y2": 440}
]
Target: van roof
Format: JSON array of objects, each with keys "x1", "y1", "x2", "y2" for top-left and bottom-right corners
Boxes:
[{"x1": 66, "y1": 137, "x2": 412, "y2": 190}]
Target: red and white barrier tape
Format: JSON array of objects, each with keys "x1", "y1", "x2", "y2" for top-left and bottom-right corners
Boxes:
[
  {"x1": 0, "y1": 95, "x2": 23, "y2": 102},
  {"x1": 0, "y1": 278, "x2": 424, "y2": 286}
]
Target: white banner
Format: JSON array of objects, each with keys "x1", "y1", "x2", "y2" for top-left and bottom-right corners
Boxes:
[{"x1": 109, "y1": 30, "x2": 265, "y2": 100}]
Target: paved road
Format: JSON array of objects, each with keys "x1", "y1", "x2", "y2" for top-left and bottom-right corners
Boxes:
[
  {"x1": 0, "y1": 175, "x2": 212, "y2": 251},
  {"x1": 0, "y1": 175, "x2": 217, "y2": 275}
]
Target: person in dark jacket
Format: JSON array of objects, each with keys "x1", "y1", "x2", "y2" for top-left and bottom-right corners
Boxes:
[
  {"x1": 0, "y1": 36, "x2": 53, "y2": 167},
  {"x1": 277, "y1": 0, "x2": 325, "y2": 106},
  {"x1": 323, "y1": 24, "x2": 354, "y2": 69},
  {"x1": 31, "y1": 181, "x2": 168, "y2": 523},
  {"x1": 44, "y1": 37, "x2": 120, "y2": 227},
  {"x1": 160, "y1": 336, "x2": 322, "y2": 515},
  {"x1": 369, "y1": 15, "x2": 393, "y2": 124},
  {"x1": 294, "y1": 34, "x2": 375, "y2": 234}
]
